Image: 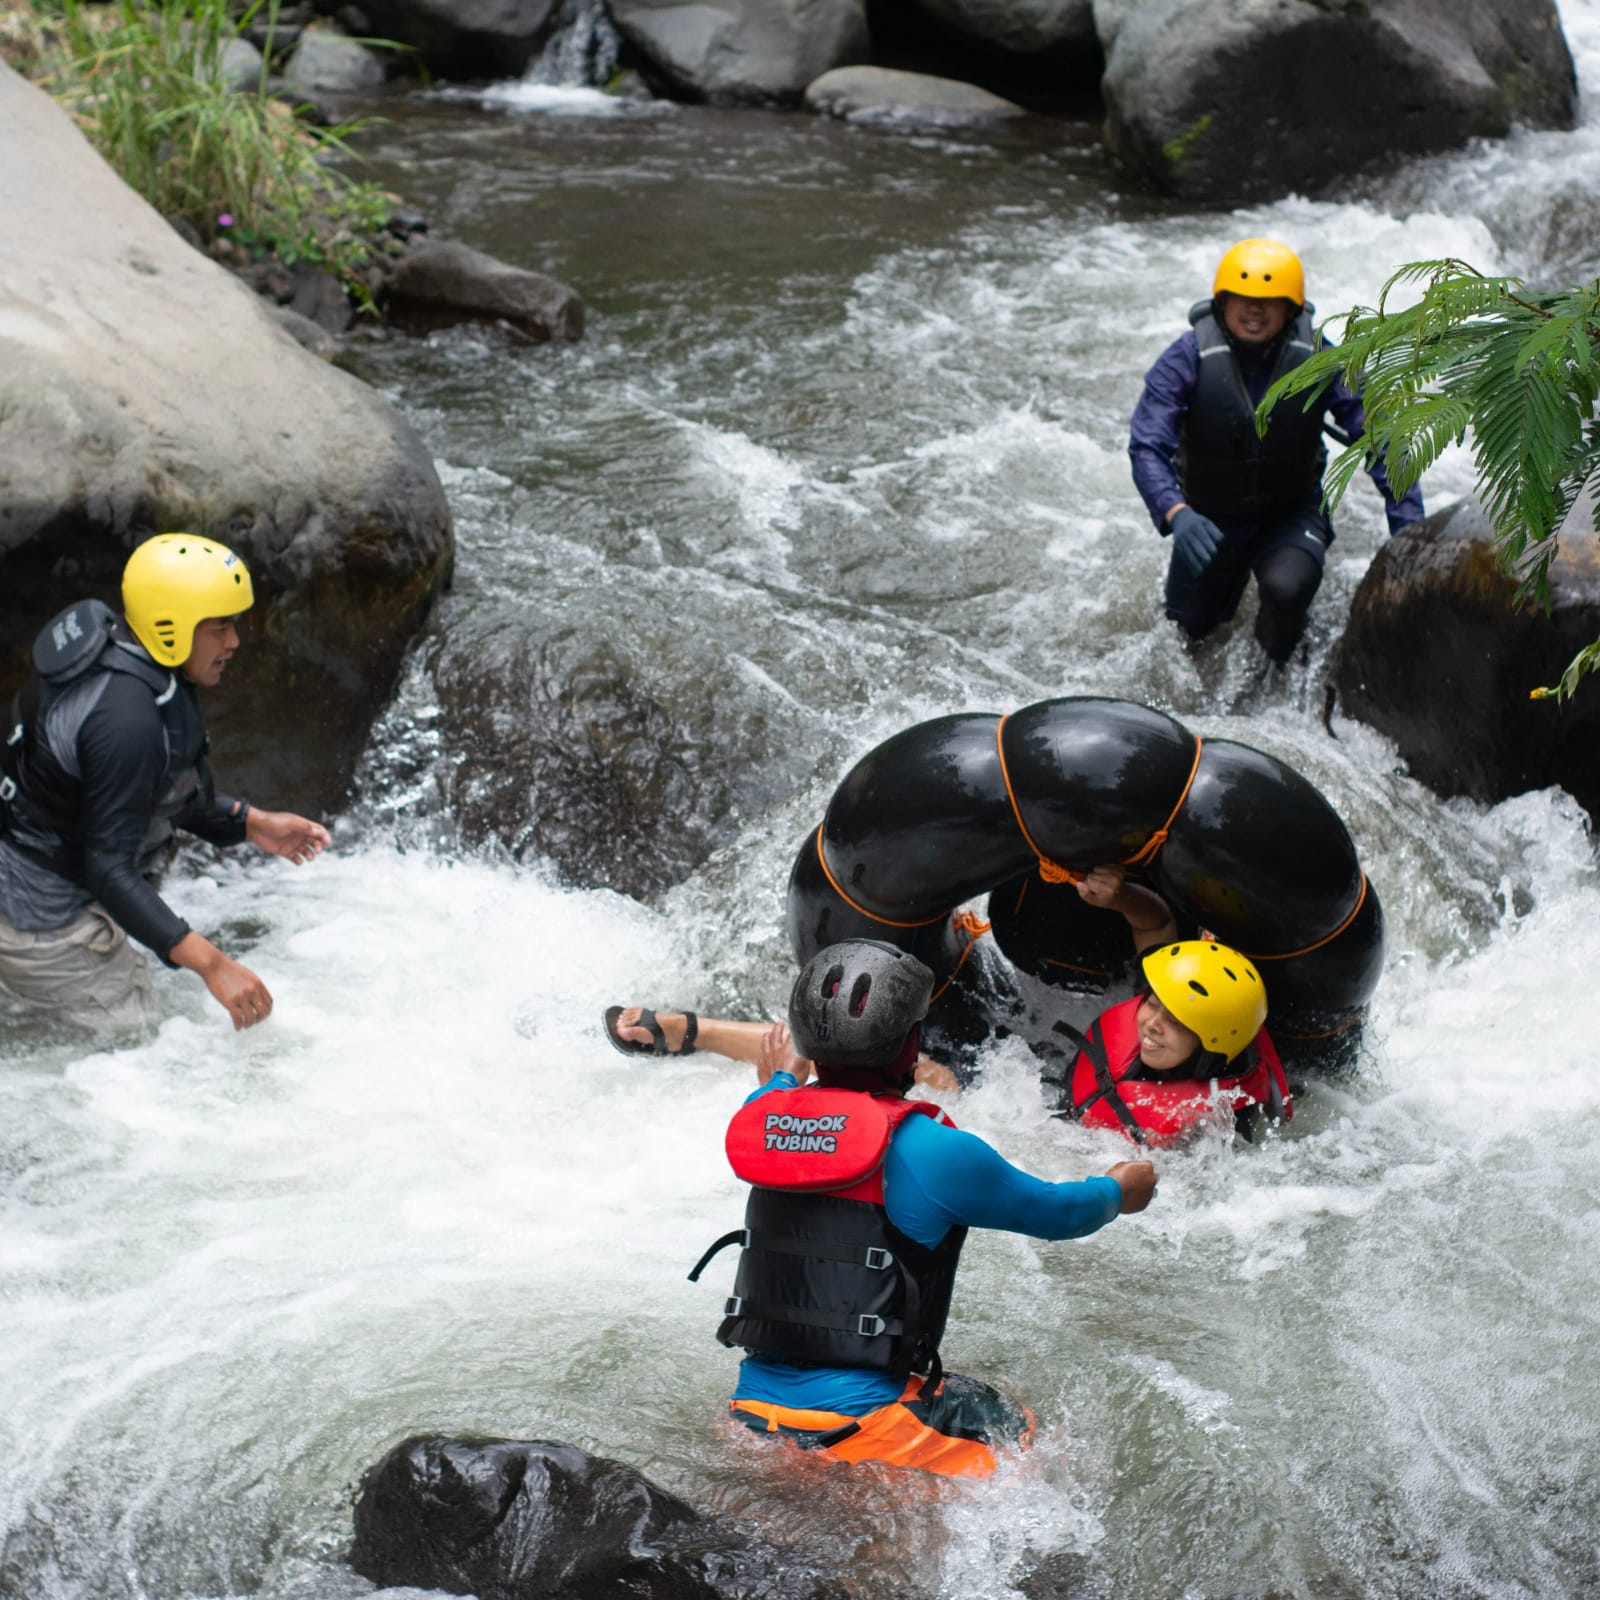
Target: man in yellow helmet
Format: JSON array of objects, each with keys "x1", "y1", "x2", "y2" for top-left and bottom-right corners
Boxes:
[
  {"x1": 0, "y1": 535, "x2": 331, "y2": 1032},
  {"x1": 1128, "y1": 238, "x2": 1424, "y2": 669}
]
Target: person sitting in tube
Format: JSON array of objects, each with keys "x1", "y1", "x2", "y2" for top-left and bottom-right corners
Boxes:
[
  {"x1": 684, "y1": 938, "x2": 1155, "y2": 1479},
  {"x1": 602, "y1": 866, "x2": 1288, "y2": 1147},
  {"x1": 1046, "y1": 865, "x2": 1290, "y2": 1146}
]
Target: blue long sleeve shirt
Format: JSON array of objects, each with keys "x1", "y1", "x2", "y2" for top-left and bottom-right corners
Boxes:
[
  {"x1": 730, "y1": 1075, "x2": 1123, "y2": 1415},
  {"x1": 1128, "y1": 329, "x2": 1426, "y2": 536}
]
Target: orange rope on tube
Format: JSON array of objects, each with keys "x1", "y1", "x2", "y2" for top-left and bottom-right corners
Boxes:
[
  {"x1": 997, "y1": 718, "x2": 1203, "y2": 882},
  {"x1": 995, "y1": 715, "x2": 1081, "y2": 885},
  {"x1": 1120, "y1": 736, "x2": 1203, "y2": 868},
  {"x1": 1248, "y1": 873, "x2": 1369, "y2": 962},
  {"x1": 930, "y1": 911, "x2": 992, "y2": 1002},
  {"x1": 813, "y1": 824, "x2": 947, "y2": 930}
]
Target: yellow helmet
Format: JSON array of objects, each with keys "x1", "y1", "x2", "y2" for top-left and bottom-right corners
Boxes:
[
  {"x1": 1141, "y1": 940, "x2": 1267, "y2": 1065},
  {"x1": 1213, "y1": 238, "x2": 1305, "y2": 307},
  {"x1": 122, "y1": 535, "x2": 254, "y2": 667}
]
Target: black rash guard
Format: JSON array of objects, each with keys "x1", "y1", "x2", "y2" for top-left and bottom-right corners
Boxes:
[{"x1": 1, "y1": 666, "x2": 247, "y2": 960}]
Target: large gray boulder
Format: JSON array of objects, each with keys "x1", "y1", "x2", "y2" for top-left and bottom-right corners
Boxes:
[
  {"x1": 805, "y1": 65, "x2": 1029, "y2": 127},
  {"x1": 351, "y1": 1435, "x2": 850, "y2": 1600},
  {"x1": 907, "y1": 0, "x2": 1095, "y2": 56},
  {"x1": 353, "y1": 0, "x2": 559, "y2": 76},
  {"x1": 608, "y1": 0, "x2": 869, "y2": 103},
  {"x1": 1334, "y1": 498, "x2": 1600, "y2": 824},
  {"x1": 1096, "y1": 0, "x2": 1577, "y2": 204},
  {"x1": 0, "y1": 61, "x2": 454, "y2": 818}
]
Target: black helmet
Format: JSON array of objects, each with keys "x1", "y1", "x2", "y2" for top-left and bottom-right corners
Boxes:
[{"x1": 788, "y1": 940, "x2": 934, "y2": 1069}]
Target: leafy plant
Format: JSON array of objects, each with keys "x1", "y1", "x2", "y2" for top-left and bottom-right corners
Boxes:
[
  {"x1": 40, "y1": 0, "x2": 394, "y2": 300},
  {"x1": 1260, "y1": 258, "x2": 1600, "y2": 701}
]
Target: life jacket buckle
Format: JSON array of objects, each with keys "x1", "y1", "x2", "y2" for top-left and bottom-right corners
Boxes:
[
  {"x1": 862, "y1": 1247, "x2": 894, "y2": 1271},
  {"x1": 723, "y1": 1296, "x2": 744, "y2": 1318},
  {"x1": 5, "y1": 723, "x2": 21, "y2": 748},
  {"x1": 856, "y1": 1314, "x2": 886, "y2": 1337},
  {"x1": 0, "y1": 776, "x2": 14, "y2": 803}
]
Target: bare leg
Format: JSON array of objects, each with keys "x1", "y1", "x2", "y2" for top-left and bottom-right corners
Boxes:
[
  {"x1": 609, "y1": 1006, "x2": 959, "y2": 1092},
  {"x1": 611, "y1": 1006, "x2": 771, "y2": 1061}
]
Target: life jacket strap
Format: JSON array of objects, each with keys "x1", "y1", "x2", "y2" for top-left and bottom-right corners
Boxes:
[
  {"x1": 687, "y1": 1229, "x2": 747, "y2": 1283},
  {"x1": 719, "y1": 1300, "x2": 906, "y2": 1340},
  {"x1": 1054, "y1": 1016, "x2": 1148, "y2": 1146},
  {"x1": 744, "y1": 1231, "x2": 898, "y2": 1272}
]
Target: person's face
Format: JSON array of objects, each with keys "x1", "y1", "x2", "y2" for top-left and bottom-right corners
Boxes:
[
  {"x1": 181, "y1": 615, "x2": 241, "y2": 687},
  {"x1": 1219, "y1": 292, "x2": 1295, "y2": 347},
  {"x1": 1136, "y1": 992, "x2": 1202, "y2": 1074}
]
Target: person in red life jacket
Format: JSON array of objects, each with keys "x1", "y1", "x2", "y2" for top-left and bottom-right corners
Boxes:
[
  {"x1": 1129, "y1": 238, "x2": 1424, "y2": 674},
  {"x1": 1049, "y1": 865, "x2": 1289, "y2": 1144},
  {"x1": 686, "y1": 938, "x2": 1156, "y2": 1479}
]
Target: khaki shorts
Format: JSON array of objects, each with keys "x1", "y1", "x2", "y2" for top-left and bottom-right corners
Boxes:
[{"x1": 0, "y1": 904, "x2": 157, "y2": 1033}]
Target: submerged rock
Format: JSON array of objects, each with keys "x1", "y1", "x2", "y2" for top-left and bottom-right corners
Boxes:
[
  {"x1": 1097, "y1": 0, "x2": 1577, "y2": 204},
  {"x1": 426, "y1": 611, "x2": 807, "y2": 898},
  {"x1": 1334, "y1": 498, "x2": 1600, "y2": 823},
  {"x1": 350, "y1": 1435, "x2": 849, "y2": 1600},
  {"x1": 609, "y1": 0, "x2": 869, "y2": 103},
  {"x1": 385, "y1": 240, "x2": 584, "y2": 342},
  {"x1": 805, "y1": 65, "x2": 1029, "y2": 127},
  {"x1": 0, "y1": 60, "x2": 453, "y2": 818}
]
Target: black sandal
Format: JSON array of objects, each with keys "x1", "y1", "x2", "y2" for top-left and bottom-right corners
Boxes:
[{"x1": 602, "y1": 1006, "x2": 699, "y2": 1057}]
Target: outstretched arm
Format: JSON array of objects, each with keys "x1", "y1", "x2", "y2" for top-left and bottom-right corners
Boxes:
[{"x1": 888, "y1": 1115, "x2": 1155, "y2": 1243}]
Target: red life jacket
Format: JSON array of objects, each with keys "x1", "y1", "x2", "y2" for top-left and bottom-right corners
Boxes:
[
  {"x1": 691, "y1": 1087, "x2": 965, "y2": 1381},
  {"x1": 1066, "y1": 996, "x2": 1290, "y2": 1146}
]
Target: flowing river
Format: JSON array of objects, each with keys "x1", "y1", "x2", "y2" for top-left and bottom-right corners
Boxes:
[{"x1": 4, "y1": 6, "x2": 1600, "y2": 1598}]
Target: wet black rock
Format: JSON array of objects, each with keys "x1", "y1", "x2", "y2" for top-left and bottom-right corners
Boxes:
[
  {"x1": 1098, "y1": 0, "x2": 1577, "y2": 204},
  {"x1": 351, "y1": 1435, "x2": 849, "y2": 1600},
  {"x1": 428, "y1": 614, "x2": 807, "y2": 898},
  {"x1": 355, "y1": 0, "x2": 560, "y2": 78},
  {"x1": 1335, "y1": 497, "x2": 1600, "y2": 823},
  {"x1": 385, "y1": 240, "x2": 583, "y2": 342}
]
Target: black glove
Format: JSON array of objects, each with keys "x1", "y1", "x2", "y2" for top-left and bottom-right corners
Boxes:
[{"x1": 1168, "y1": 507, "x2": 1224, "y2": 580}]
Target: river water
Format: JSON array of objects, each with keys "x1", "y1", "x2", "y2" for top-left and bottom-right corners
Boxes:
[{"x1": 4, "y1": 7, "x2": 1600, "y2": 1599}]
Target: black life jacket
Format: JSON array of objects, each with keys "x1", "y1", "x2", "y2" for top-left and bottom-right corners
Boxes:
[
  {"x1": 1177, "y1": 300, "x2": 1327, "y2": 521},
  {"x1": 1, "y1": 599, "x2": 213, "y2": 884},
  {"x1": 690, "y1": 1088, "x2": 967, "y2": 1384}
]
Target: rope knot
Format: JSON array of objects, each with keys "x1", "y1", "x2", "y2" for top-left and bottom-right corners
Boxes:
[{"x1": 1038, "y1": 859, "x2": 1080, "y2": 885}]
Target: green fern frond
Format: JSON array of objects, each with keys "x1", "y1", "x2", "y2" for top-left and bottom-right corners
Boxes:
[{"x1": 1259, "y1": 258, "x2": 1600, "y2": 702}]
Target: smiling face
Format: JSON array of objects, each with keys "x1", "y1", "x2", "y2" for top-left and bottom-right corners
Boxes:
[
  {"x1": 181, "y1": 615, "x2": 241, "y2": 687},
  {"x1": 1218, "y1": 291, "x2": 1295, "y2": 347},
  {"x1": 1135, "y1": 991, "x2": 1203, "y2": 1075}
]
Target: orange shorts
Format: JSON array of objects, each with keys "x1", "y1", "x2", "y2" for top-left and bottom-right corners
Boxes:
[{"x1": 730, "y1": 1373, "x2": 1035, "y2": 1479}]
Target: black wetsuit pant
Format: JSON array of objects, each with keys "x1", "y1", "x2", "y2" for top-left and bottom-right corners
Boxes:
[{"x1": 1164, "y1": 499, "x2": 1332, "y2": 662}]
